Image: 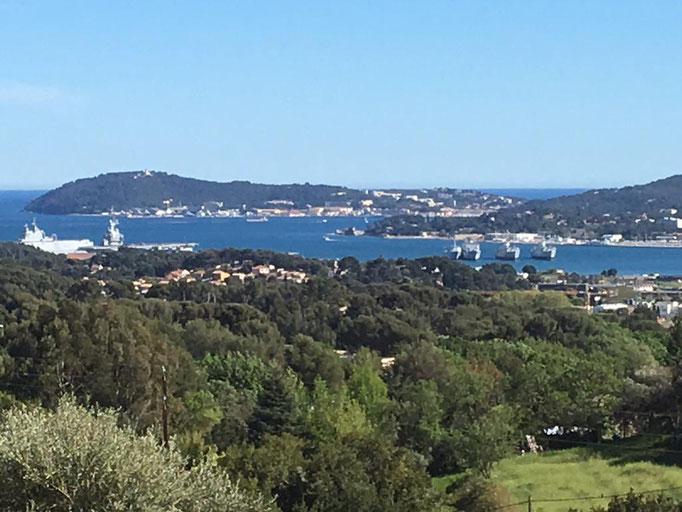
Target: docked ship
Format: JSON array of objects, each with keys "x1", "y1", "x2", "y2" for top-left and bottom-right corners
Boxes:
[
  {"x1": 448, "y1": 241, "x2": 462, "y2": 260},
  {"x1": 495, "y1": 241, "x2": 521, "y2": 260},
  {"x1": 111, "y1": 218, "x2": 197, "y2": 252},
  {"x1": 460, "y1": 242, "x2": 481, "y2": 260},
  {"x1": 531, "y1": 241, "x2": 557, "y2": 260},
  {"x1": 19, "y1": 220, "x2": 94, "y2": 255},
  {"x1": 101, "y1": 217, "x2": 124, "y2": 248}
]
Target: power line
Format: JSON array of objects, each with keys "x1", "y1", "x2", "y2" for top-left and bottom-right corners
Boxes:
[
  {"x1": 535, "y1": 436, "x2": 682, "y2": 456},
  {"x1": 494, "y1": 485, "x2": 682, "y2": 510}
]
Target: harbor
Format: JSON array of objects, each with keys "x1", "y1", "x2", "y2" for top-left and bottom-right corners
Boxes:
[
  {"x1": 5, "y1": 191, "x2": 682, "y2": 275},
  {"x1": 16, "y1": 213, "x2": 197, "y2": 256}
]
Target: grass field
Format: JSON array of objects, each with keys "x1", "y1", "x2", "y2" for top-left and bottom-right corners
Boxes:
[{"x1": 434, "y1": 437, "x2": 682, "y2": 511}]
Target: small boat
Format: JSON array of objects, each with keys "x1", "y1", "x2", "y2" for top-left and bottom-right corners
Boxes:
[
  {"x1": 531, "y1": 241, "x2": 557, "y2": 260},
  {"x1": 246, "y1": 216, "x2": 268, "y2": 223},
  {"x1": 336, "y1": 227, "x2": 364, "y2": 236},
  {"x1": 495, "y1": 241, "x2": 520, "y2": 260},
  {"x1": 448, "y1": 241, "x2": 461, "y2": 260},
  {"x1": 461, "y1": 242, "x2": 481, "y2": 260}
]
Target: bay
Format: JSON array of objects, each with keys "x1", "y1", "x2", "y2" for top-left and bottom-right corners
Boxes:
[
  {"x1": 479, "y1": 188, "x2": 589, "y2": 200},
  {"x1": 2, "y1": 190, "x2": 682, "y2": 275}
]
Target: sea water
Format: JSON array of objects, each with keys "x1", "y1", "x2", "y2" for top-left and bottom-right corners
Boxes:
[{"x1": 2, "y1": 190, "x2": 682, "y2": 275}]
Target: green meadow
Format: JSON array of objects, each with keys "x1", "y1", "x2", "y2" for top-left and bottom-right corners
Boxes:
[{"x1": 434, "y1": 437, "x2": 682, "y2": 511}]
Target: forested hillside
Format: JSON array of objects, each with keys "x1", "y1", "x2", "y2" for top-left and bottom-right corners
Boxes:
[
  {"x1": 532, "y1": 174, "x2": 682, "y2": 216},
  {"x1": 1, "y1": 243, "x2": 681, "y2": 511},
  {"x1": 25, "y1": 171, "x2": 358, "y2": 214},
  {"x1": 24, "y1": 170, "x2": 509, "y2": 215},
  {"x1": 368, "y1": 174, "x2": 682, "y2": 239}
]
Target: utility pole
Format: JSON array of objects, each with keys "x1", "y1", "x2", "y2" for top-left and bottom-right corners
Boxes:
[
  {"x1": 584, "y1": 283, "x2": 591, "y2": 314},
  {"x1": 527, "y1": 496, "x2": 532, "y2": 512},
  {"x1": 161, "y1": 365, "x2": 169, "y2": 449}
]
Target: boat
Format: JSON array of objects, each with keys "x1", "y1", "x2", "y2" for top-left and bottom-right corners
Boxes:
[
  {"x1": 448, "y1": 241, "x2": 461, "y2": 260},
  {"x1": 336, "y1": 227, "x2": 365, "y2": 236},
  {"x1": 101, "y1": 217, "x2": 124, "y2": 248},
  {"x1": 19, "y1": 220, "x2": 94, "y2": 255},
  {"x1": 246, "y1": 215, "x2": 268, "y2": 222},
  {"x1": 461, "y1": 242, "x2": 481, "y2": 260},
  {"x1": 495, "y1": 241, "x2": 521, "y2": 260},
  {"x1": 96, "y1": 218, "x2": 197, "y2": 252},
  {"x1": 531, "y1": 241, "x2": 557, "y2": 260}
]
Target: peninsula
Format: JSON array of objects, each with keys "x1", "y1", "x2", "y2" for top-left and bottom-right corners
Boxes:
[
  {"x1": 25, "y1": 170, "x2": 519, "y2": 218},
  {"x1": 367, "y1": 174, "x2": 682, "y2": 244},
  {"x1": 27, "y1": 171, "x2": 682, "y2": 246}
]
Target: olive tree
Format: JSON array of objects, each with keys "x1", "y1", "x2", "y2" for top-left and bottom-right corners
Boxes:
[{"x1": 0, "y1": 397, "x2": 273, "y2": 512}]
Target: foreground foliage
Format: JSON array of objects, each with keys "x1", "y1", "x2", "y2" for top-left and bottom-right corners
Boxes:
[
  {"x1": 1, "y1": 245, "x2": 681, "y2": 511},
  {"x1": 0, "y1": 397, "x2": 272, "y2": 512}
]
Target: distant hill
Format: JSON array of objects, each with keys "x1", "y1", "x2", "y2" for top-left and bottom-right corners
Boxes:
[
  {"x1": 368, "y1": 174, "x2": 682, "y2": 239},
  {"x1": 526, "y1": 175, "x2": 682, "y2": 216},
  {"x1": 25, "y1": 170, "x2": 515, "y2": 215},
  {"x1": 25, "y1": 171, "x2": 361, "y2": 214}
]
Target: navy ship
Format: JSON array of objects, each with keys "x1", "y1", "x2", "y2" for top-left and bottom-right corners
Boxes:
[
  {"x1": 99, "y1": 217, "x2": 197, "y2": 252},
  {"x1": 102, "y1": 217, "x2": 124, "y2": 247},
  {"x1": 19, "y1": 220, "x2": 94, "y2": 255},
  {"x1": 531, "y1": 241, "x2": 557, "y2": 260},
  {"x1": 461, "y1": 242, "x2": 481, "y2": 260},
  {"x1": 495, "y1": 241, "x2": 520, "y2": 260},
  {"x1": 448, "y1": 241, "x2": 462, "y2": 259}
]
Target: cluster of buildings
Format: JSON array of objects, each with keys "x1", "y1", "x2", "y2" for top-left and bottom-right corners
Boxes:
[
  {"x1": 131, "y1": 261, "x2": 309, "y2": 295},
  {"x1": 102, "y1": 188, "x2": 521, "y2": 220},
  {"x1": 535, "y1": 271, "x2": 682, "y2": 322}
]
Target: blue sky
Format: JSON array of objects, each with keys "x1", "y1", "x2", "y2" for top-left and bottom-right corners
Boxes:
[{"x1": 1, "y1": 1, "x2": 682, "y2": 189}]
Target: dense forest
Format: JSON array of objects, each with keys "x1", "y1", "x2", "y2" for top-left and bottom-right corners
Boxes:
[{"x1": 1, "y1": 243, "x2": 681, "y2": 510}]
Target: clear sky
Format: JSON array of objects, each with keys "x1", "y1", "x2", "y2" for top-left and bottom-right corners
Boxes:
[{"x1": 1, "y1": 1, "x2": 682, "y2": 190}]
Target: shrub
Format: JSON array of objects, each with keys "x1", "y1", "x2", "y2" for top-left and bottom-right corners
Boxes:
[{"x1": 0, "y1": 396, "x2": 273, "y2": 512}]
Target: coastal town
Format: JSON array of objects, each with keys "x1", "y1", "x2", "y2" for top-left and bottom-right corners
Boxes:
[{"x1": 98, "y1": 185, "x2": 521, "y2": 221}]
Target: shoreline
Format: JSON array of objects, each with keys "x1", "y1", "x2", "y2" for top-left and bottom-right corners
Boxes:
[
  {"x1": 19, "y1": 209, "x2": 682, "y2": 250},
  {"x1": 365, "y1": 233, "x2": 682, "y2": 249}
]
